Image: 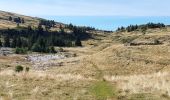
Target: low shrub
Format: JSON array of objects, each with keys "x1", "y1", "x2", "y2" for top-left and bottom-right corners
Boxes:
[
  {"x1": 15, "y1": 65, "x2": 24, "y2": 72},
  {"x1": 25, "y1": 67, "x2": 30, "y2": 72},
  {"x1": 15, "y1": 47, "x2": 28, "y2": 54}
]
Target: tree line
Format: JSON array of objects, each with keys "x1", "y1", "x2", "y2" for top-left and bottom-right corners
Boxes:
[
  {"x1": 8, "y1": 16, "x2": 25, "y2": 24},
  {"x1": 117, "y1": 23, "x2": 166, "y2": 32},
  {"x1": 0, "y1": 20, "x2": 94, "y2": 53}
]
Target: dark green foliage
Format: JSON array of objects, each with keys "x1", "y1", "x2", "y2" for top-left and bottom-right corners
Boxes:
[
  {"x1": 117, "y1": 26, "x2": 126, "y2": 32},
  {"x1": 57, "y1": 47, "x2": 64, "y2": 52},
  {"x1": 25, "y1": 67, "x2": 30, "y2": 72},
  {"x1": 75, "y1": 38, "x2": 82, "y2": 46},
  {"x1": 16, "y1": 37, "x2": 22, "y2": 47},
  {"x1": 21, "y1": 18, "x2": 25, "y2": 23},
  {"x1": 126, "y1": 25, "x2": 138, "y2": 32},
  {"x1": 4, "y1": 35, "x2": 10, "y2": 47},
  {"x1": 0, "y1": 21, "x2": 91, "y2": 53},
  {"x1": 141, "y1": 26, "x2": 147, "y2": 35},
  {"x1": 0, "y1": 39, "x2": 2, "y2": 47},
  {"x1": 117, "y1": 27, "x2": 121, "y2": 31},
  {"x1": 49, "y1": 46, "x2": 57, "y2": 53},
  {"x1": 15, "y1": 47, "x2": 28, "y2": 54},
  {"x1": 146, "y1": 22, "x2": 165, "y2": 28},
  {"x1": 154, "y1": 39, "x2": 161, "y2": 45},
  {"x1": 11, "y1": 37, "x2": 28, "y2": 48},
  {"x1": 17, "y1": 23, "x2": 20, "y2": 27},
  {"x1": 121, "y1": 26, "x2": 125, "y2": 31},
  {"x1": 67, "y1": 23, "x2": 74, "y2": 30},
  {"x1": 15, "y1": 65, "x2": 24, "y2": 73},
  {"x1": 66, "y1": 23, "x2": 95, "y2": 32},
  {"x1": 31, "y1": 42, "x2": 42, "y2": 52},
  {"x1": 116, "y1": 23, "x2": 165, "y2": 32},
  {"x1": 39, "y1": 19, "x2": 55, "y2": 28},
  {"x1": 14, "y1": 17, "x2": 22, "y2": 23},
  {"x1": 11, "y1": 36, "x2": 17, "y2": 48},
  {"x1": 31, "y1": 37, "x2": 50, "y2": 53},
  {"x1": 8, "y1": 16, "x2": 12, "y2": 21},
  {"x1": 37, "y1": 24, "x2": 44, "y2": 34},
  {"x1": 59, "y1": 24, "x2": 65, "y2": 33},
  {"x1": 9, "y1": 16, "x2": 25, "y2": 24}
]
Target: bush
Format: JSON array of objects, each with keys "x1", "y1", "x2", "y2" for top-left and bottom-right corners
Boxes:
[
  {"x1": 31, "y1": 43, "x2": 41, "y2": 52},
  {"x1": 25, "y1": 67, "x2": 30, "y2": 72},
  {"x1": 15, "y1": 65, "x2": 23, "y2": 72},
  {"x1": 15, "y1": 47, "x2": 28, "y2": 54},
  {"x1": 75, "y1": 38, "x2": 82, "y2": 46},
  {"x1": 58, "y1": 47, "x2": 64, "y2": 52},
  {"x1": 49, "y1": 46, "x2": 57, "y2": 53},
  {"x1": 154, "y1": 39, "x2": 161, "y2": 45}
]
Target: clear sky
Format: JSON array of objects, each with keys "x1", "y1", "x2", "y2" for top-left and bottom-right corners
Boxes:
[
  {"x1": 0, "y1": 0, "x2": 170, "y2": 30},
  {"x1": 0, "y1": 0, "x2": 170, "y2": 16}
]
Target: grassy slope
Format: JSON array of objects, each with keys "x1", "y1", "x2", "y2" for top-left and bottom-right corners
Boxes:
[
  {"x1": 1, "y1": 11, "x2": 170, "y2": 100},
  {"x1": 0, "y1": 11, "x2": 39, "y2": 29},
  {"x1": 0, "y1": 10, "x2": 63, "y2": 30}
]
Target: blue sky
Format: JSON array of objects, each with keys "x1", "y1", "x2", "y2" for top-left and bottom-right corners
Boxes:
[
  {"x1": 0, "y1": 0, "x2": 170, "y2": 30},
  {"x1": 0, "y1": 0, "x2": 170, "y2": 16}
]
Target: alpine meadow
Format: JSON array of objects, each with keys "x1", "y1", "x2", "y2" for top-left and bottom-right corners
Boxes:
[{"x1": 0, "y1": 0, "x2": 170, "y2": 100}]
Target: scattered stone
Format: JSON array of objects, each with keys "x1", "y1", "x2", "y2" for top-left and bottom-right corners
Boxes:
[
  {"x1": 26, "y1": 54, "x2": 66, "y2": 70},
  {"x1": 0, "y1": 47, "x2": 13, "y2": 56}
]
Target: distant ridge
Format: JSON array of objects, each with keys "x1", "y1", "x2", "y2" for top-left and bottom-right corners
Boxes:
[{"x1": 0, "y1": 10, "x2": 63, "y2": 29}]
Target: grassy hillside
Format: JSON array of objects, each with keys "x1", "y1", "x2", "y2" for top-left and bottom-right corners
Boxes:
[
  {"x1": 0, "y1": 10, "x2": 65, "y2": 30},
  {"x1": 1, "y1": 11, "x2": 170, "y2": 100},
  {"x1": 0, "y1": 11, "x2": 39, "y2": 29}
]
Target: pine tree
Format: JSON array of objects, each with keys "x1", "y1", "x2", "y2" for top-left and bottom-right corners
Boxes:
[
  {"x1": 11, "y1": 37, "x2": 17, "y2": 48},
  {"x1": 117, "y1": 27, "x2": 121, "y2": 31},
  {"x1": 49, "y1": 46, "x2": 56, "y2": 53},
  {"x1": 75, "y1": 37, "x2": 82, "y2": 46},
  {"x1": 9, "y1": 16, "x2": 12, "y2": 21},
  {"x1": 16, "y1": 37, "x2": 22, "y2": 48},
  {"x1": 31, "y1": 42, "x2": 41, "y2": 52},
  {"x1": 4, "y1": 35, "x2": 10, "y2": 47},
  {"x1": 121, "y1": 26, "x2": 125, "y2": 31},
  {"x1": 141, "y1": 26, "x2": 147, "y2": 35},
  {"x1": 37, "y1": 24, "x2": 44, "y2": 34},
  {"x1": 59, "y1": 24, "x2": 64, "y2": 33},
  {"x1": 21, "y1": 18, "x2": 25, "y2": 23},
  {"x1": 0, "y1": 39, "x2": 2, "y2": 47},
  {"x1": 14, "y1": 17, "x2": 21, "y2": 23},
  {"x1": 67, "y1": 23, "x2": 74, "y2": 30}
]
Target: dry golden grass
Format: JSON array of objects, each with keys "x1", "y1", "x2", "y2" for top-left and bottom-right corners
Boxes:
[
  {"x1": 0, "y1": 10, "x2": 64, "y2": 30},
  {"x1": 1, "y1": 12, "x2": 170, "y2": 99},
  {"x1": 0, "y1": 54, "x2": 31, "y2": 71},
  {"x1": 104, "y1": 72, "x2": 170, "y2": 98},
  {"x1": 0, "y1": 73, "x2": 95, "y2": 100},
  {"x1": 0, "y1": 11, "x2": 39, "y2": 29}
]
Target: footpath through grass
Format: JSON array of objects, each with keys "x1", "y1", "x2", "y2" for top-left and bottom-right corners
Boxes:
[
  {"x1": 90, "y1": 81, "x2": 117, "y2": 100},
  {"x1": 89, "y1": 61, "x2": 117, "y2": 100}
]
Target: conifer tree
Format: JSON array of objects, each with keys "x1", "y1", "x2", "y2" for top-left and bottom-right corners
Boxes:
[
  {"x1": 9, "y1": 16, "x2": 12, "y2": 21},
  {"x1": 4, "y1": 35, "x2": 10, "y2": 47},
  {"x1": 75, "y1": 37, "x2": 82, "y2": 46},
  {"x1": 0, "y1": 39, "x2": 2, "y2": 47},
  {"x1": 11, "y1": 37, "x2": 17, "y2": 48}
]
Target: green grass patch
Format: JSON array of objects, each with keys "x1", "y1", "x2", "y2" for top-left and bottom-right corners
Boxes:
[{"x1": 90, "y1": 81, "x2": 116, "y2": 100}]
